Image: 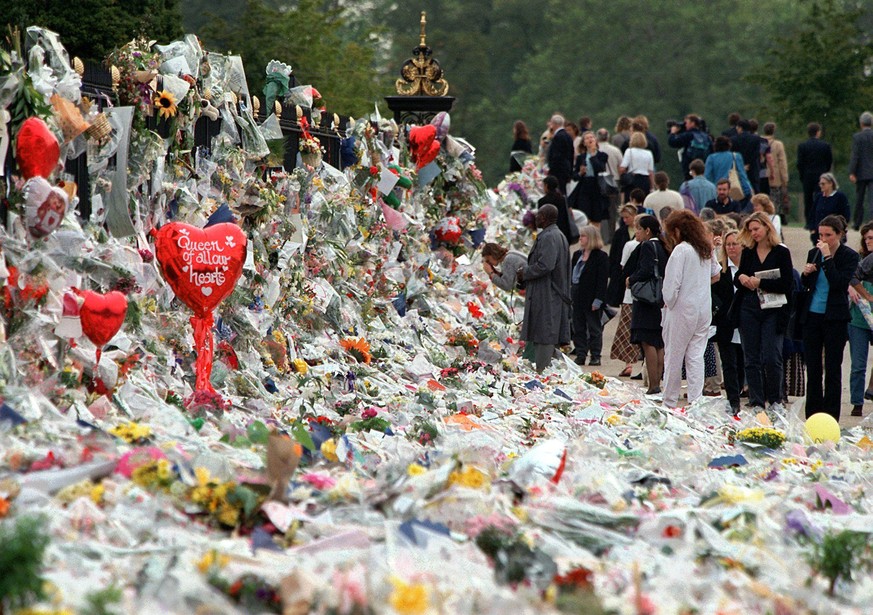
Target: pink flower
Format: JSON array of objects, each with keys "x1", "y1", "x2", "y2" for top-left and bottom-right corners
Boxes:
[
  {"x1": 361, "y1": 407, "x2": 378, "y2": 420},
  {"x1": 300, "y1": 472, "x2": 337, "y2": 491},
  {"x1": 115, "y1": 447, "x2": 166, "y2": 478},
  {"x1": 333, "y1": 564, "x2": 368, "y2": 612}
]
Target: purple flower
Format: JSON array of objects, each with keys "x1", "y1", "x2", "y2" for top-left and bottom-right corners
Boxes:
[
  {"x1": 785, "y1": 509, "x2": 822, "y2": 540},
  {"x1": 522, "y1": 210, "x2": 536, "y2": 229}
]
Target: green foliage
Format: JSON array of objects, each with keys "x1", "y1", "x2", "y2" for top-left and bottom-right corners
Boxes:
[
  {"x1": 82, "y1": 584, "x2": 124, "y2": 615},
  {"x1": 198, "y1": 0, "x2": 391, "y2": 117},
  {"x1": 0, "y1": 0, "x2": 184, "y2": 61},
  {"x1": 806, "y1": 529, "x2": 871, "y2": 596},
  {"x1": 749, "y1": 0, "x2": 873, "y2": 164},
  {"x1": 0, "y1": 515, "x2": 50, "y2": 611}
]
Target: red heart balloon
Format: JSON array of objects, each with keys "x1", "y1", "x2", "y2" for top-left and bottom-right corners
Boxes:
[
  {"x1": 76, "y1": 290, "x2": 128, "y2": 348},
  {"x1": 152, "y1": 222, "x2": 247, "y2": 317},
  {"x1": 16, "y1": 117, "x2": 60, "y2": 179},
  {"x1": 408, "y1": 125, "x2": 440, "y2": 169}
]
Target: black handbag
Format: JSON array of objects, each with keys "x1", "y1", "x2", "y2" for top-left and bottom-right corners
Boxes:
[
  {"x1": 619, "y1": 149, "x2": 636, "y2": 189},
  {"x1": 630, "y1": 244, "x2": 662, "y2": 305},
  {"x1": 598, "y1": 172, "x2": 619, "y2": 196}
]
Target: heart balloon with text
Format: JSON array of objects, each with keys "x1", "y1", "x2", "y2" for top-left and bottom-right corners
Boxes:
[
  {"x1": 75, "y1": 289, "x2": 128, "y2": 349},
  {"x1": 152, "y1": 222, "x2": 247, "y2": 317}
]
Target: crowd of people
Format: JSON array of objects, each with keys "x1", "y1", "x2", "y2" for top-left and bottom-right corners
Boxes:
[{"x1": 495, "y1": 110, "x2": 873, "y2": 421}]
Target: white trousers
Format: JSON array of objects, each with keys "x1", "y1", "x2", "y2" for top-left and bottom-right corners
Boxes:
[{"x1": 662, "y1": 312, "x2": 710, "y2": 408}]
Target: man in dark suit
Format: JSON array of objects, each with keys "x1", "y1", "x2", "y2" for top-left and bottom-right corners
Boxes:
[
  {"x1": 797, "y1": 122, "x2": 833, "y2": 230},
  {"x1": 731, "y1": 119, "x2": 762, "y2": 193},
  {"x1": 849, "y1": 111, "x2": 873, "y2": 230},
  {"x1": 546, "y1": 114, "x2": 574, "y2": 195}
]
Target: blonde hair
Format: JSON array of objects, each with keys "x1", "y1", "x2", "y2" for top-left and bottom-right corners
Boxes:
[
  {"x1": 738, "y1": 211, "x2": 781, "y2": 248},
  {"x1": 579, "y1": 225, "x2": 604, "y2": 251},
  {"x1": 719, "y1": 228, "x2": 740, "y2": 272},
  {"x1": 620, "y1": 203, "x2": 638, "y2": 218},
  {"x1": 629, "y1": 131, "x2": 648, "y2": 149},
  {"x1": 751, "y1": 193, "x2": 776, "y2": 215}
]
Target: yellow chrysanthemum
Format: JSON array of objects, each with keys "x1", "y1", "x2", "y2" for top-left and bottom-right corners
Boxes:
[
  {"x1": 389, "y1": 578, "x2": 429, "y2": 615},
  {"x1": 321, "y1": 439, "x2": 339, "y2": 462},
  {"x1": 448, "y1": 466, "x2": 489, "y2": 490},
  {"x1": 154, "y1": 89, "x2": 177, "y2": 119},
  {"x1": 196, "y1": 550, "x2": 230, "y2": 574},
  {"x1": 407, "y1": 463, "x2": 427, "y2": 476}
]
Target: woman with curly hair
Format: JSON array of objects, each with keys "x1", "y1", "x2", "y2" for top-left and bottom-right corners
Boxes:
[{"x1": 661, "y1": 210, "x2": 719, "y2": 408}]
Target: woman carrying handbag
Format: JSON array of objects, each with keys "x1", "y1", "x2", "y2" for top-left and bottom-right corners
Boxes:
[{"x1": 627, "y1": 214, "x2": 667, "y2": 396}]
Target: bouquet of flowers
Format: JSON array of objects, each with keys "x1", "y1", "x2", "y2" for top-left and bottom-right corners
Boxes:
[
  {"x1": 735, "y1": 426, "x2": 786, "y2": 449},
  {"x1": 299, "y1": 134, "x2": 324, "y2": 155}
]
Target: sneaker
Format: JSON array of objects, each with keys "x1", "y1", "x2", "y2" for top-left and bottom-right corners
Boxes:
[
  {"x1": 852, "y1": 405, "x2": 864, "y2": 417},
  {"x1": 768, "y1": 402, "x2": 786, "y2": 414},
  {"x1": 574, "y1": 356, "x2": 586, "y2": 366},
  {"x1": 703, "y1": 389, "x2": 722, "y2": 397},
  {"x1": 588, "y1": 358, "x2": 601, "y2": 366}
]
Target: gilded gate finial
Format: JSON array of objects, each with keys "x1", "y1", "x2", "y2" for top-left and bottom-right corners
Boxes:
[{"x1": 395, "y1": 11, "x2": 449, "y2": 97}]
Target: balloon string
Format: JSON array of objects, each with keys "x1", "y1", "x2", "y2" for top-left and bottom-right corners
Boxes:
[
  {"x1": 191, "y1": 312, "x2": 216, "y2": 393},
  {"x1": 95, "y1": 347, "x2": 102, "y2": 366}
]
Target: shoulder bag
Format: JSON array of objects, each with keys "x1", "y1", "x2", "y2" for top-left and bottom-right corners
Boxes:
[
  {"x1": 619, "y1": 149, "x2": 635, "y2": 189},
  {"x1": 728, "y1": 154, "x2": 745, "y2": 201},
  {"x1": 630, "y1": 241, "x2": 663, "y2": 305}
]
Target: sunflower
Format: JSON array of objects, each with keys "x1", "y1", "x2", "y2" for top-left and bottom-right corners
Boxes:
[
  {"x1": 340, "y1": 337, "x2": 372, "y2": 364},
  {"x1": 154, "y1": 90, "x2": 177, "y2": 119}
]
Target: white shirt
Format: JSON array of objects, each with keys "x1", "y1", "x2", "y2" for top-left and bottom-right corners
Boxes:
[
  {"x1": 770, "y1": 213, "x2": 782, "y2": 238},
  {"x1": 644, "y1": 190, "x2": 684, "y2": 218},
  {"x1": 599, "y1": 141, "x2": 624, "y2": 180},
  {"x1": 621, "y1": 147, "x2": 654, "y2": 175},
  {"x1": 662, "y1": 241, "x2": 713, "y2": 325},
  {"x1": 728, "y1": 260, "x2": 741, "y2": 344},
  {"x1": 620, "y1": 238, "x2": 640, "y2": 304}
]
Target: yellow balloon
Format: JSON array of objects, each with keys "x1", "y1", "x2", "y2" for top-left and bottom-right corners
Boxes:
[{"x1": 805, "y1": 412, "x2": 841, "y2": 444}]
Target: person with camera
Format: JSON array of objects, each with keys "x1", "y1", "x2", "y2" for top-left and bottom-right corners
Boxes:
[{"x1": 668, "y1": 114, "x2": 712, "y2": 180}]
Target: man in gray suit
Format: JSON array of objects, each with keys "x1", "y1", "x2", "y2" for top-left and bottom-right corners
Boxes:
[{"x1": 849, "y1": 111, "x2": 873, "y2": 230}]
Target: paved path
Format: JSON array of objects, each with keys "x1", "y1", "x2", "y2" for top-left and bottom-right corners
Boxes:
[{"x1": 595, "y1": 223, "x2": 867, "y2": 427}]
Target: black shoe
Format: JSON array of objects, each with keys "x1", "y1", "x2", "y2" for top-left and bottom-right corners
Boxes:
[
  {"x1": 630, "y1": 373, "x2": 643, "y2": 380},
  {"x1": 740, "y1": 389, "x2": 749, "y2": 398},
  {"x1": 588, "y1": 359, "x2": 601, "y2": 366},
  {"x1": 574, "y1": 356, "x2": 586, "y2": 366},
  {"x1": 852, "y1": 405, "x2": 864, "y2": 417},
  {"x1": 865, "y1": 390, "x2": 873, "y2": 402}
]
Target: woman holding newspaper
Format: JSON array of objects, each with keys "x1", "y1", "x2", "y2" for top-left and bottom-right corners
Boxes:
[
  {"x1": 798, "y1": 214, "x2": 859, "y2": 421},
  {"x1": 733, "y1": 212, "x2": 793, "y2": 411}
]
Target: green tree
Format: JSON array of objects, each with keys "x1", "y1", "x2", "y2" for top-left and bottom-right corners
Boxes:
[
  {"x1": 0, "y1": 0, "x2": 183, "y2": 61},
  {"x1": 749, "y1": 0, "x2": 873, "y2": 165},
  {"x1": 199, "y1": 0, "x2": 391, "y2": 117},
  {"x1": 385, "y1": 0, "x2": 547, "y2": 183}
]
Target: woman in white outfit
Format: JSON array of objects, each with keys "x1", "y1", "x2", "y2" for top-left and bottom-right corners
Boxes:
[{"x1": 661, "y1": 210, "x2": 720, "y2": 408}]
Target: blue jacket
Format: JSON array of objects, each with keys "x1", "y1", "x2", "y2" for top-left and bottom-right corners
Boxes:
[{"x1": 704, "y1": 151, "x2": 752, "y2": 198}]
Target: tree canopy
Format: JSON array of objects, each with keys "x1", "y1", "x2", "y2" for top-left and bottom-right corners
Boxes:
[
  {"x1": 0, "y1": 0, "x2": 183, "y2": 61},
  {"x1": 4, "y1": 0, "x2": 873, "y2": 186}
]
